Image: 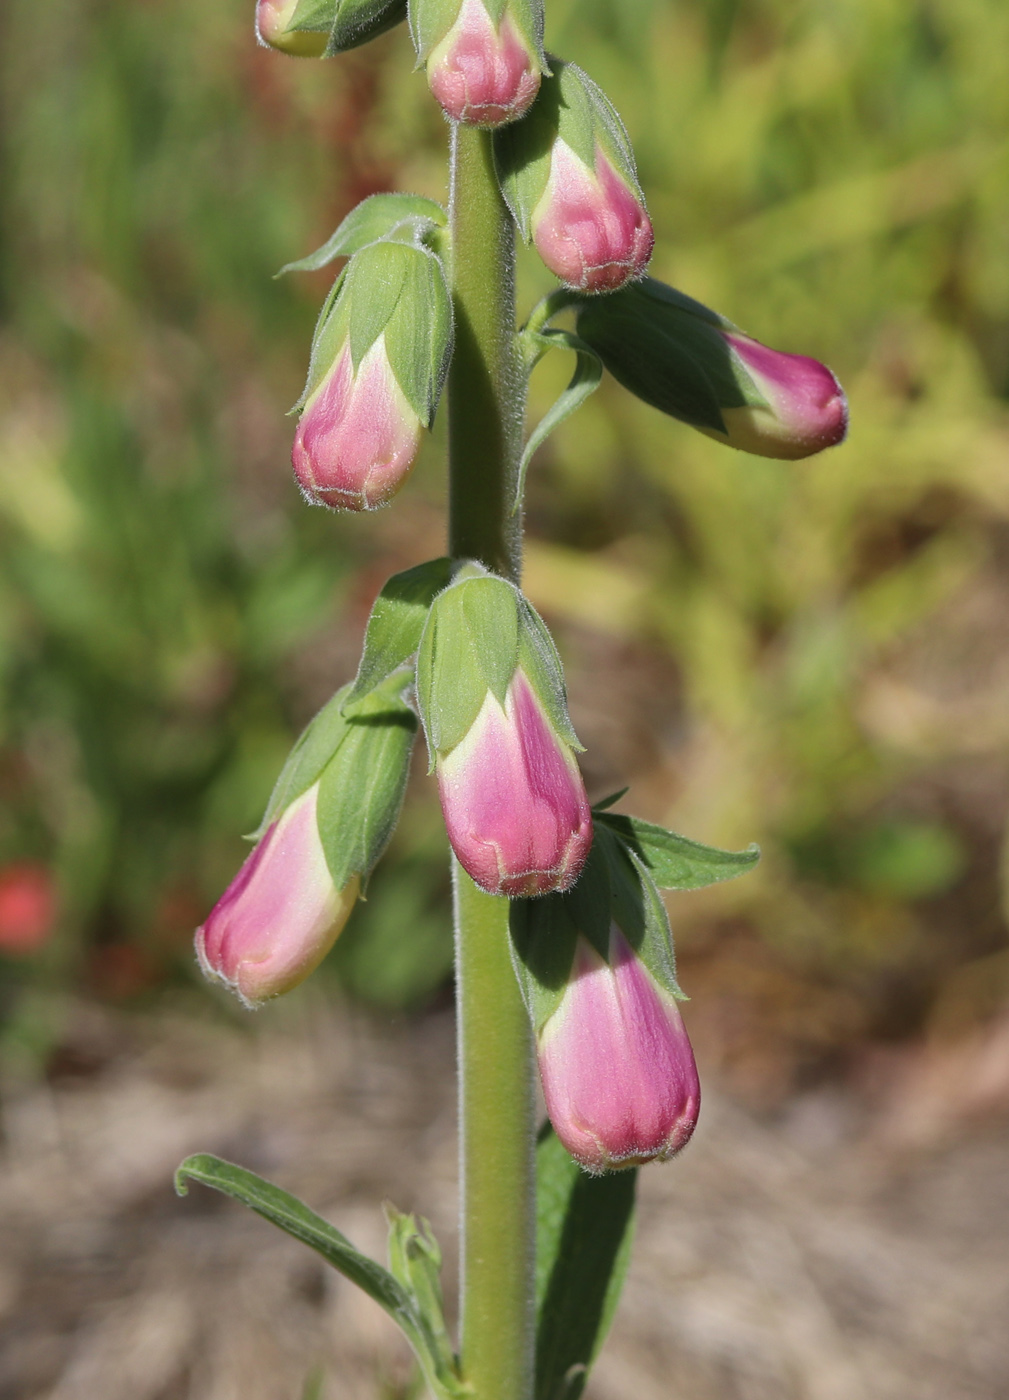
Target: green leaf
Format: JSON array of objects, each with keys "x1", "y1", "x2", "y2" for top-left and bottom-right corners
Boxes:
[
  {"x1": 385, "y1": 1208, "x2": 458, "y2": 1386},
  {"x1": 347, "y1": 557, "x2": 454, "y2": 704},
  {"x1": 535, "y1": 1127, "x2": 637, "y2": 1400},
  {"x1": 175, "y1": 1156, "x2": 466, "y2": 1400},
  {"x1": 598, "y1": 811, "x2": 760, "y2": 889},
  {"x1": 516, "y1": 328, "x2": 602, "y2": 512},
  {"x1": 276, "y1": 193, "x2": 447, "y2": 276}
]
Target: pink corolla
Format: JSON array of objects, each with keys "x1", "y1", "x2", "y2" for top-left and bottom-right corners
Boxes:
[
  {"x1": 427, "y1": 0, "x2": 540, "y2": 127},
  {"x1": 196, "y1": 785, "x2": 357, "y2": 1008},
  {"x1": 539, "y1": 929, "x2": 700, "y2": 1173},
  {"x1": 532, "y1": 141, "x2": 653, "y2": 293},
  {"x1": 437, "y1": 670, "x2": 592, "y2": 897},
  {"x1": 714, "y1": 334, "x2": 849, "y2": 460},
  {"x1": 292, "y1": 336, "x2": 422, "y2": 511},
  {"x1": 255, "y1": 0, "x2": 327, "y2": 55}
]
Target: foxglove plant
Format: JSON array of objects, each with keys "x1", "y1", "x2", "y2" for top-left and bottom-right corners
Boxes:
[{"x1": 177, "y1": 1, "x2": 846, "y2": 1394}]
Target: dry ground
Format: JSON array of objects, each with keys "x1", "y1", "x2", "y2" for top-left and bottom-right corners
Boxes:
[{"x1": 1, "y1": 992, "x2": 1007, "y2": 1400}]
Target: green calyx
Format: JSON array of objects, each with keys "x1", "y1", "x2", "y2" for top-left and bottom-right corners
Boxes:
[
  {"x1": 292, "y1": 232, "x2": 453, "y2": 426},
  {"x1": 253, "y1": 670, "x2": 418, "y2": 893},
  {"x1": 286, "y1": 0, "x2": 409, "y2": 54},
  {"x1": 575, "y1": 278, "x2": 771, "y2": 435},
  {"x1": 494, "y1": 59, "x2": 643, "y2": 242},
  {"x1": 415, "y1": 567, "x2": 581, "y2": 764}
]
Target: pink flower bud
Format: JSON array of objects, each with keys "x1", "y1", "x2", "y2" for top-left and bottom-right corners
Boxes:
[
  {"x1": 292, "y1": 336, "x2": 422, "y2": 511},
  {"x1": 427, "y1": 0, "x2": 540, "y2": 128},
  {"x1": 715, "y1": 334, "x2": 848, "y2": 460},
  {"x1": 255, "y1": 0, "x2": 327, "y2": 56},
  {"x1": 437, "y1": 670, "x2": 592, "y2": 897},
  {"x1": 538, "y1": 930, "x2": 700, "y2": 1172},
  {"x1": 196, "y1": 785, "x2": 357, "y2": 1007},
  {"x1": 532, "y1": 141, "x2": 654, "y2": 294}
]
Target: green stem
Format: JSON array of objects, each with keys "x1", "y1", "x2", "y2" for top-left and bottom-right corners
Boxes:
[{"x1": 448, "y1": 125, "x2": 535, "y2": 1400}]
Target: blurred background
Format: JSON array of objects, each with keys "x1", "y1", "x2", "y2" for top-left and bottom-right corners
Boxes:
[{"x1": 2, "y1": 0, "x2": 1009, "y2": 1395}]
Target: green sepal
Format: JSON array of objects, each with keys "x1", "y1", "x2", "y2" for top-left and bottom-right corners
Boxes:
[
  {"x1": 294, "y1": 237, "x2": 453, "y2": 426},
  {"x1": 509, "y1": 823, "x2": 682, "y2": 1034},
  {"x1": 516, "y1": 594, "x2": 583, "y2": 751},
  {"x1": 535, "y1": 1126, "x2": 637, "y2": 1400},
  {"x1": 575, "y1": 278, "x2": 770, "y2": 433},
  {"x1": 252, "y1": 682, "x2": 358, "y2": 838},
  {"x1": 597, "y1": 809, "x2": 760, "y2": 890},
  {"x1": 285, "y1": 0, "x2": 408, "y2": 50},
  {"x1": 515, "y1": 328, "x2": 602, "y2": 512},
  {"x1": 384, "y1": 1208, "x2": 460, "y2": 1392},
  {"x1": 494, "y1": 60, "x2": 643, "y2": 243},
  {"x1": 276, "y1": 193, "x2": 447, "y2": 277},
  {"x1": 316, "y1": 671, "x2": 418, "y2": 893},
  {"x1": 347, "y1": 556, "x2": 455, "y2": 705},
  {"x1": 416, "y1": 570, "x2": 521, "y2": 759},
  {"x1": 174, "y1": 1156, "x2": 465, "y2": 1400}
]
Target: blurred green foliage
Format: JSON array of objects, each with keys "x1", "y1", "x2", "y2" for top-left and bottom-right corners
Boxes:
[{"x1": 2, "y1": 0, "x2": 1009, "y2": 1078}]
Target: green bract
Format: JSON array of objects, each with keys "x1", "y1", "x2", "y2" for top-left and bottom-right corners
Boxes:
[
  {"x1": 295, "y1": 234, "x2": 453, "y2": 427},
  {"x1": 575, "y1": 278, "x2": 770, "y2": 434},
  {"x1": 276, "y1": 192, "x2": 448, "y2": 277},
  {"x1": 493, "y1": 59, "x2": 643, "y2": 242},
  {"x1": 287, "y1": 0, "x2": 409, "y2": 54},
  {"x1": 347, "y1": 556, "x2": 455, "y2": 704},
  {"x1": 415, "y1": 567, "x2": 582, "y2": 762},
  {"x1": 252, "y1": 670, "x2": 417, "y2": 893}
]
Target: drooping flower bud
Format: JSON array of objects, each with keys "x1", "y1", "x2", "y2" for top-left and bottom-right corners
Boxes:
[
  {"x1": 256, "y1": 0, "x2": 408, "y2": 56},
  {"x1": 538, "y1": 929, "x2": 700, "y2": 1171},
  {"x1": 576, "y1": 278, "x2": 848, "y2": 460},
  {"x1": 197, "y1": 785, "x2": 358, "y2": 1007},
  {"x1": 416, "y1": 567, "x2": 592, "y2": 897},
  {"x1": 494, "y1": 61, "x2": 653, "y2": 292},
  {"x1": 291, "y1": 234, "x2": 452, "y2": 511},
  {"x1": 510, "y1": 823, "x2": 700, "y2": 1172},
  {"x1": 423, "y1": 0, "x2": 542, "y2": 127},
  {"x1": 196, "y1": 673, "x2": 417, "y2": 1006}
]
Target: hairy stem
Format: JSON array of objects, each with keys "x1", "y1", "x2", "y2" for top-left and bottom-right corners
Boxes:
[{"x1": 448, "y1": 124, "x2": 535, "y2": 1400}]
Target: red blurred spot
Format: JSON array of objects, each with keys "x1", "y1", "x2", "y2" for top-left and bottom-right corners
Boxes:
[{"x1": 0, "y1": 863, "x2": 57, "y2": 954}]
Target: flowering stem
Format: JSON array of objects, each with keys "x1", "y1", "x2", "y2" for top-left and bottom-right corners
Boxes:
[{"x1": 448, "y1": 125, "x2": 535, "y2": 1400}]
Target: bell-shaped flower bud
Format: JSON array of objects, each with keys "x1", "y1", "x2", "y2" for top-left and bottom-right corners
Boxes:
[
  {"x1": 421, "y1": 0, "x2": 543, "y2": 127},
  {"x1": 576, "y1": 278, "x2": 848, "y2": 460},
  {"x1": 196, "y1": 673, "x2": 417, "y2": 1006},
  {"x1": 511, "y1": 824, "x2": 700, "y2": 1172},
  {"x1": 197, "y1": 785, "x2": 358, "y2": 1007},
  {"x1": 495, "y1": 60, "x2": 653, "y2": 293},
  {"x1": 257, "y1": 0, "x2": 408, "y2": 56},
  {"x1": 291, "y1": 234, "x2": 452, "y2": 510},
  {"x1": 416, "y1": 567, "x2": 592, "y2": 897},
  {"x1": 540, "y1": 930, "x2": 700, "y2": 1171}
]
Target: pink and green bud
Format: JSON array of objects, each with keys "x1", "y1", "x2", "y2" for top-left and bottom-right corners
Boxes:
[
  {"x1": 531, "y1": 139, "x2": 653, "y2": 293},
  {"x1": 256, "y1": 0, "x2": 328, "y2": 54},
  {"x1": 292, "y1": 335, "x2": 422, "y2": 510},
  {"x1": 416, "y1": 568, "x2": 591, "y2": 898},
  {"x1": 197, "y1": 785, "x2": 358, "y2": 1008},
  {"x1": 494, "y1": 60, "x2": 652, "y2": 293},
  {"x1": 576, "y1": 278, "x2": 848, "y2": 460},
  {"x1": 426, "y1": 0, "x2": 541, "y2": 127},
  {"x1": 292, "y1": 236, "x2": 452, "y2": 511},
  {"x1": 538, "y1": 929, "x2": 700, "y2": 1172},
  {"x1": 196, "y1": 674, "x2": 417, "y2": 1007},
  {"x1": 437, "y1": 669, "x2": 592, "y2": 896}
]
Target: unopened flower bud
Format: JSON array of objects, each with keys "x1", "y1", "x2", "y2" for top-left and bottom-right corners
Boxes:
[
  {"x1": 417, "y1": 569, "x2": 591, "y2": 897},
  {"x1": 197, "y1": 785, "x2": 358, "y2": 1007},
  {"x1": 256, "y1": 0, "x2": 329, "y2": 53},
  {"x1": 576, "y1": 278, "x2": 848, "y2": 460},
  {"x1": 538, "y1": 928, "x2": 700, "y2": 1172},
  {"x1": 291, "y1": 236, "x2": 452, "y2": 510},
  {"x1": 196, "y1": 673, "x2": 417, "y2": 1006},
  {"x1": 292, "y1": 336, "x2": 422, "y2": 510},
  {"x1": 495, "y1": 60, "x2": 652, "y2": 293},
  {"x1": 438, "y1": 669, "x2": 591, "y2": 896},
  {"x1": 426, "y1": 0, "x2": 541, "y2": 126}
]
